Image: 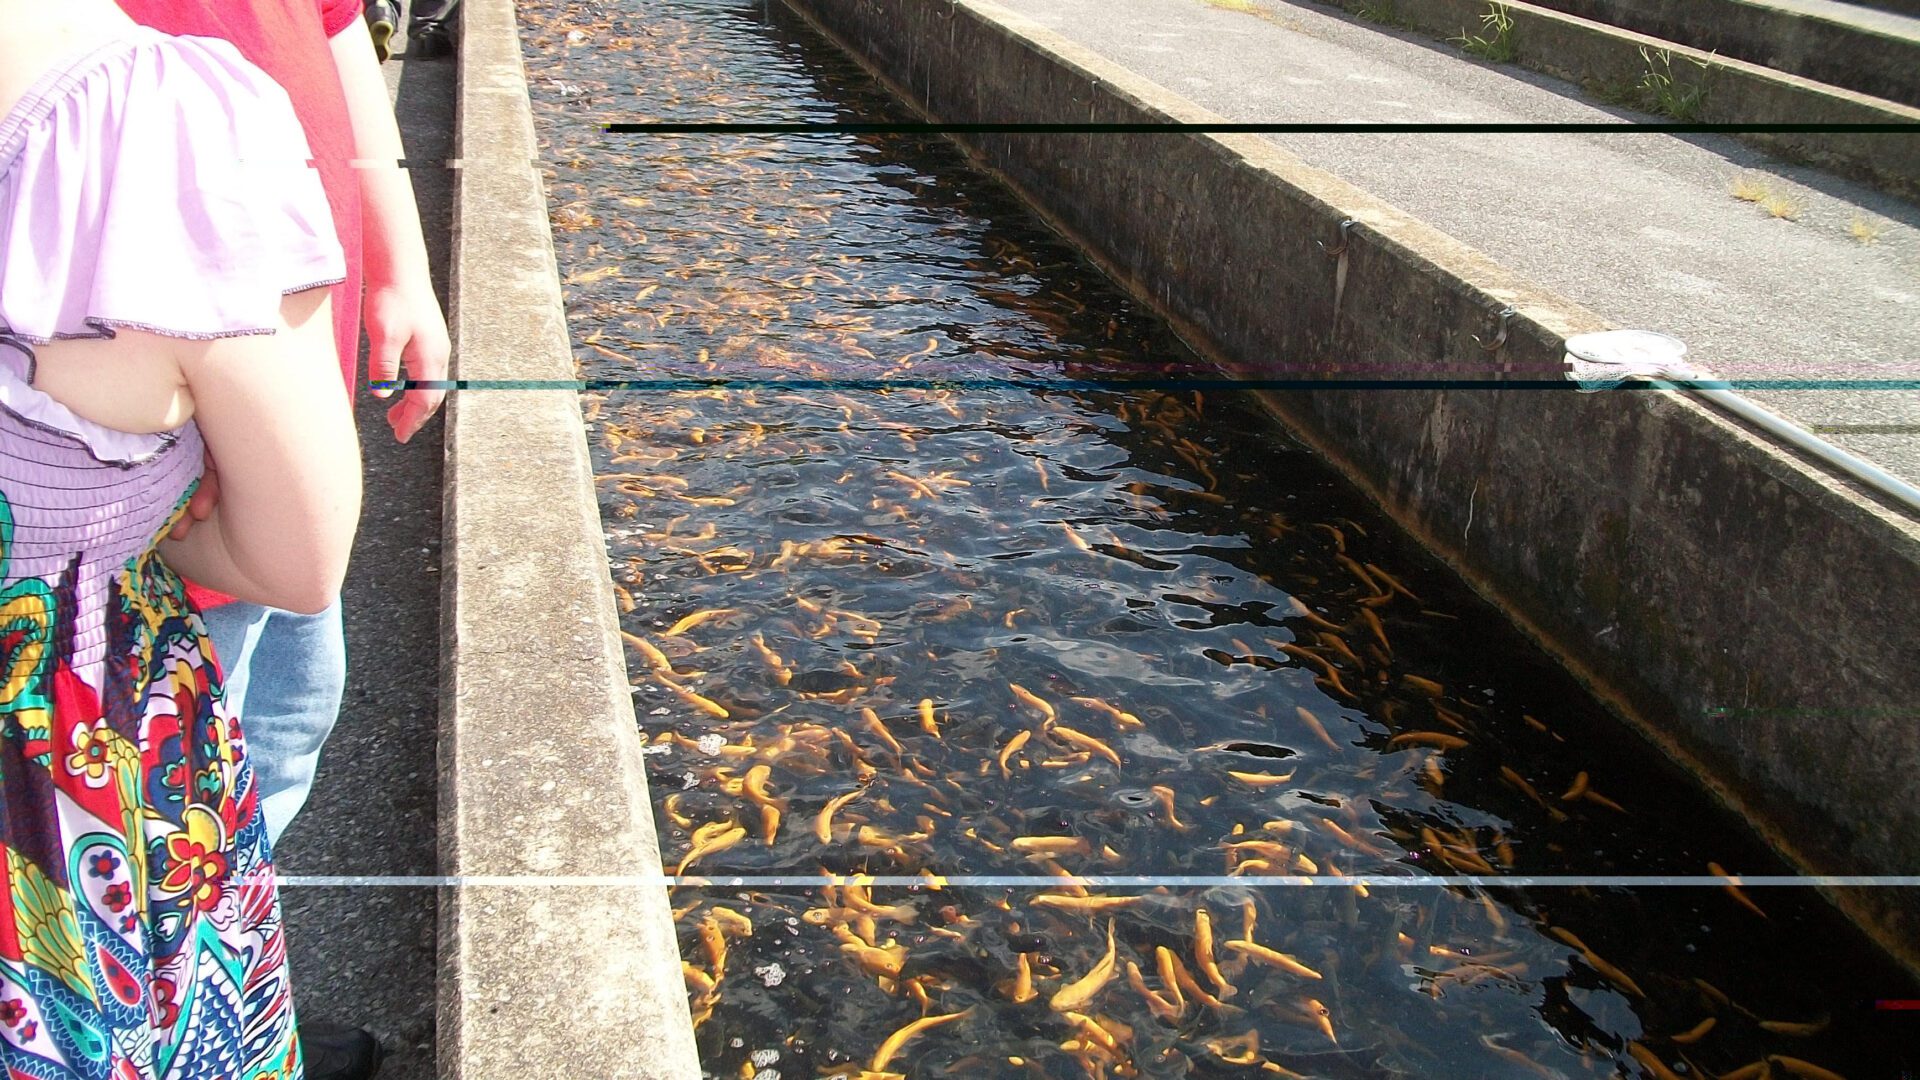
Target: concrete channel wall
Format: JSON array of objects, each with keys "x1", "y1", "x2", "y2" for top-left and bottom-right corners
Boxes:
[
  {"x1": 1523, "y1": 0, "x2": 1920, "y2": 106},
  {"x1": 1309, "y1": 0, "x2": 1920, "y2": 204},
  {"x1": 778, "y1": 0, "x2": 1920, "y2": 972},
  {"x1": 440, "y1": 0, "x2": 701, "y2": 1075}
]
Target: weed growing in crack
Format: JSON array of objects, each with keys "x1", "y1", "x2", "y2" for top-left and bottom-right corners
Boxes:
[
  {"x1": 1451, "y1": 3, "x2": 1516, "y2": 62},
  {"x1": 1638, "y1": 46, "x2": 1711, "y2": 120}
]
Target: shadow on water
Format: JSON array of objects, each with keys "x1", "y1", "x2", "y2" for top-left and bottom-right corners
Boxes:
[{"x1": 520, "y1": 0, "x2": 1920, "y2": 1076}]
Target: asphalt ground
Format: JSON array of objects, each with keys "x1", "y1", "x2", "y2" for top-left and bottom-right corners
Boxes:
[
  {"x1": 996, "y1": 0, "x2": 1920, "y2": 488},
  {"x1": 274, "y1": 8, "x2": 451, "y2": 1077}
]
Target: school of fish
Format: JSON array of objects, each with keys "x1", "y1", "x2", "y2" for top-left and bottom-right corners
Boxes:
[{"x1": 521, "y1": 2, "x2": 1916, "y2": 1078}]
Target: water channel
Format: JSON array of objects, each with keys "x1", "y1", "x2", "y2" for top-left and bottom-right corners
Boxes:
[{"x1": 520, "y1": 1, "x2": 1920, "y2": 1076}]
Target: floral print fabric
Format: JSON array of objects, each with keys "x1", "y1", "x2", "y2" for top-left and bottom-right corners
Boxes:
[{"x1": 0, "y1": 478, "x2": 300, "y2": 1079}]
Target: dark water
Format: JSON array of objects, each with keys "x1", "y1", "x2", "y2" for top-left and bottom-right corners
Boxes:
[{"x1": 520, "y1": 2, "x2": 1920, "y2": 1077}]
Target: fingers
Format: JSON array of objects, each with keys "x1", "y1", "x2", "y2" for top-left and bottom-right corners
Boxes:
[
  {"x1": 387, "y1": 387, "x2": 448, "y2": 444},
  {"x1": 189, "y1": 470, "x2": 220, "y2": 521},
  {"x1": 171, "y1": 455, "x2": 223, "y2": 540},
  {"x1": 367, "y1": 326, "x2": 406, "y2": 400},
  {"x1": 387, "y1": 320, "x2": 451, "y2": 443}
]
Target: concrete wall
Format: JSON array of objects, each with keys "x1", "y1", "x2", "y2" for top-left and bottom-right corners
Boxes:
[
  {"x1": 1314, "y1": 0, "x2": 1920, "y2": 205},
  {"x1": 439, "y1": 0, "x2": 701, "y2": 1075},
  {"x1": 1523, "y1": 0, "x2": 1920, "y2": 106},
  {"x1": 779, "y1": 0, "x2": 1920, "y2": 971}
]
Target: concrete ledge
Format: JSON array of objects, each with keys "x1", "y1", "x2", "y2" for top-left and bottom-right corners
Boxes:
[
  {"x1": 438, "y1": 0, "x2": 701, "y2": 1076},
  {"x1": 1522, "y1": 0, "x2": 1920, "y2": 107},
  {"x1": 1862, "y1": 0, "x2": 1920, "y2": 18},
  {"x1": 1311, "y1": 0, "x2": 1920, "y2": 203},
  {"x1": 779, "y1": 0, "x2": 1920, "y2": 971}
]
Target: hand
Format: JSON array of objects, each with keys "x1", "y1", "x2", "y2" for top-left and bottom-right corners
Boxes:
[
  {"x1": 365, "y1": 282, "x2": 451, "y2": 444},
  {"x1": 168, "y1": 446, "x2": 221, "y2": 541}
]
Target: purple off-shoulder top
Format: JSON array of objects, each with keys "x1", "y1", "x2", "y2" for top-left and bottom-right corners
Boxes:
[{"x1": 0, "y1": 27, "x2": 346, "y2": 672}]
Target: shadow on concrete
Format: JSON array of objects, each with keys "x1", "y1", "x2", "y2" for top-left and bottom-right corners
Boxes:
[{"x1": 276, "y1": 9, "x2": 454, "y2": 1077}]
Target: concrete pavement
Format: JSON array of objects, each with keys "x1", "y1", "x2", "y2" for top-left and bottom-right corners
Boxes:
[
  {"x1": 274, "y1": 9, "x2": 452, "y2": 1078},
  {"x1": 995, "y1": 0, "x2": 1920, "y2": 488}
]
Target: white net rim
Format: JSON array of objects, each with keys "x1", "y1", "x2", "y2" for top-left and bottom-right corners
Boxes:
[{"x1": 1563, "y1": 330, "x2": 1703, "y2": 392}]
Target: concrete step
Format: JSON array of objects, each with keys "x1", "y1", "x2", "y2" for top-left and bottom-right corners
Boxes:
[
  {"x1": 1293, "y1": 0, "x2": 1920, "y2": 206},
  {"x1": 1523, "y1": 0, "x2": 1920, "y2": 107}
]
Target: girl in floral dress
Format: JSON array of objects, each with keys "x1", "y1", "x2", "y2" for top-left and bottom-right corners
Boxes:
[{"x1": 0, "y1": 0, "x2": 363, "y2": 1075}]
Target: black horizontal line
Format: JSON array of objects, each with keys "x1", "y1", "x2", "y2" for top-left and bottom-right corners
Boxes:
[{"x1": 599, "y1": 121, "x2": 1920, "y2": 135}]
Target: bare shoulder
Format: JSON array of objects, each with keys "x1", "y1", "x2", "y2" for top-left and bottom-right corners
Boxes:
[
  {"x1": 0, "y1": 1, "x2": 139, "y2": 117},
  {"x1": 30, "y1": 329, "x2": 193, "y2": 435}
]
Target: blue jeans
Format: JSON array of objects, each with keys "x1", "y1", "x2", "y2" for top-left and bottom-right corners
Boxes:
[{"x1": 202, "y1": 600, "x2": 347, "y2": 847}]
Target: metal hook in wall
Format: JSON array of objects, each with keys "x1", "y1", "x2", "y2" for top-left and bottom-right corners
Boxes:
[
  {"x1": 1317, "y1": 218, "x2": 1357, "y2": 258},
  {"x1": 1473, "y1": 307, "x2": 1517, "y2": 352},
  {"x1": 1322, "y1": 220, "x2": 1358, "y2": 329}
]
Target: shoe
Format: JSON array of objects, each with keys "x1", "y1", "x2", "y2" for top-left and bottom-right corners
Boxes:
[
  {"x1": 363, "y1": 0, "x2": 400, "y2": 63},
  {"x1": 408, "y1": 0, "x2": 461, "y2": 59},
  {"x1": 299, "y1": 1021, "x2": 384, "y2": 1080}
]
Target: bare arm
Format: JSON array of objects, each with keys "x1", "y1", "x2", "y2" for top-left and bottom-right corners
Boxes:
[
  {"x1": 329, "y1": 19, "x2": 449, "y2": 443},
  {"x1": 160, "y1": 288, "x2": 362, "y2": 613}
]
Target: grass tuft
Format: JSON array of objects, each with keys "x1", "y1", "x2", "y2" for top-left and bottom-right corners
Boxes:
[
  {"x1": 1451, "y1": 3, "x2": 1517, "y2": 62},
  {"x1": 1728, "y1": 174, "x2": 1801, "y2": 221},
  {"x1": 1638, "y1": 46, "x2": 1711, "y2": 120},
  {"x1": 1848, "y1": 215, "x2": 1886, "y2": 243},
  {"x1": 1760, "y1": 191, "x2": 1802, "y2": 220},
  {"x1": 1729, "y1": 174, "x2": 1770, "y2": 203},
  {"x1": 1355, "y1": 0, "x2": 1412, "y2": 27}
]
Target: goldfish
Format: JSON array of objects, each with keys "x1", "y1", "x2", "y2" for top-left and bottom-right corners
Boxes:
[
  {"x1": 1031, "y1": 894, "x2": 1142, "y2": 914},
  {"x1": 1228, "y1": 770, "x2": 1296, "y2": 787},
  {"x1": 676, "y1": 823, "x2": 745, "y2": 875},
  {"x1": 1070, "y1": 696, "x2": 1143, "y2": 729},
  {"x1": 1625, "y1": 1042, "x2": 1685, "y2": 1080},
  {"x1": 1049, "y1": 725, "x2": 1121, "y2": 767},
  {"x1": 1049, "y1": 920, "x2": 1118, "y2": 1012},
  {"x1": 997, "y1": 730, "x2": 1032, "y2": 778},
  {"x1": 1124, "y1": 960, "x2": 1183, "y2": 1021},
  {"x1": 1148, "y1": 785, "x2": 1188, "y2": 829},
  {"x1": 1194, "y1": 909, "x2": 1237, "y2": 999},
  {"x1": 1548, "y1": 926, "x2": 1645, "y2": 998},
  {"x1": 1010, "y1": 836, "x2": 1091, "y2": 856},
  {"x1": 1669, "y1": 1017, "x2": 1716, "y2": 1044},
  {"x1": 1009, "y1": 682, "x2": 1057, "y2": 723},
  {"x1": 664, "y1": 607, "x2": 736, "y2": 636},
  {"x1": 1223, "y1": 939, "x2": 1323, "y2": 980},
  {"x1": 1296, "y1": 998, "x2": 1337, "y2": 1044},
  {"x1": 1708, "y1": 861, "x2": 1769, "y2": 919},
  {"x1": 814, "y1": 789, "x2": 864, "y2": 843},
  {"x1": 1388, "y1": 731, "x2": 1468, "y2": 752},
  {"x1": 1007, "y1": 952, "x2": 1037, "y2": 1003}
]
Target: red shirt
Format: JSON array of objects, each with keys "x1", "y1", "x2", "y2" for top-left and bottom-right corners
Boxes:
[
  {"x1": 117, "y1": 0, "x2": 364, "y2": 612},
  {"x1": 116, "y1": 0, "x2": 364, "y2": 390}
]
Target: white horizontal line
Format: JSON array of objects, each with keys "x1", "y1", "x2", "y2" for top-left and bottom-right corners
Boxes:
[{"x1": 276, "y1": 874, "x2": 1920, "y2": 888}]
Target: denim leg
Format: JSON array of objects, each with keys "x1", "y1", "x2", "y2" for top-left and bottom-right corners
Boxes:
[
  {"x1": 201, "y1": 601, "x2": 272, "y2": 717},
  {"x1": 203, "y1": 601, "x2": 348, "y2": 846}
]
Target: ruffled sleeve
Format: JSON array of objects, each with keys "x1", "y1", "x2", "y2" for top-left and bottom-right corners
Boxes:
[{"x1": 0, "y1": 29, "x2": 346, "y2": 345}]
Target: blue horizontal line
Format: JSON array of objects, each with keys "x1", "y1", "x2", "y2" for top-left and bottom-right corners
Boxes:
[{"x1": 380, "y1": 377, "x2": 1920, "y2": 392}]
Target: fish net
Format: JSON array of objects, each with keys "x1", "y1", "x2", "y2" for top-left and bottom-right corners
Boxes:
[{"x1": 1564, "y1": 329, "x2": 1702, "y2": 392}]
